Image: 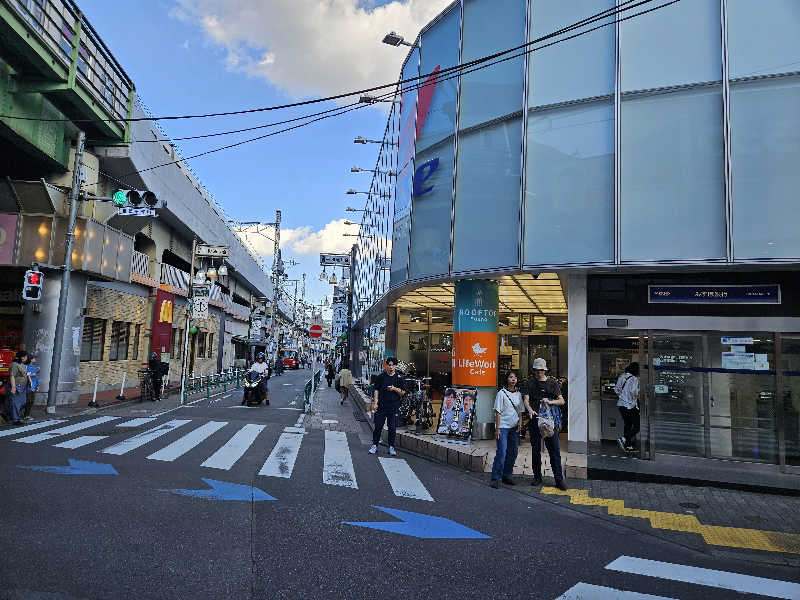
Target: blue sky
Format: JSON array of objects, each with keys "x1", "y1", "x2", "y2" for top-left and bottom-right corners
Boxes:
[{"x1": 77, "y1": 0, "x2": 449, "y2": 309}]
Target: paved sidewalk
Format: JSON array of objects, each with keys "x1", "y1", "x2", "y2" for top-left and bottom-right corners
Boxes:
[{"x1": 304, "y1": 384, "x2": 370, "y2": 441}]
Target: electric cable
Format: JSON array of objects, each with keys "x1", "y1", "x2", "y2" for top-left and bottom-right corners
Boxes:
[
  {"x1": 89, "y1": 0, "x2": 676, "y2": 187},
  {"x1": 0, "y1": 0, "x2": 667, "y2": 125}
]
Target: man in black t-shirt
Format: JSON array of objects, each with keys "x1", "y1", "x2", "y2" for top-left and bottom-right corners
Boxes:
[
  {"x1": 523, "y1": 358, "x2": 567, "y2": 490},
  {"x1": 369, "y1": 357, "x2": 405, "y2": 456}
]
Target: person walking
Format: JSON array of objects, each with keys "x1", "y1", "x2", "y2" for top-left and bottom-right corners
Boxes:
[
  {"x1": 23, "y1": 354, "x2": 39, "y2": 421},
  {"x1": 615, "y1": 362, "x2": 640, "y2": 452},
  {"x1": 148, "y1": 352, "x2": 165, "y2": 401},
  {"x1": 337, "y1": 363, "x2": 353, "y2": 405},
  {"x1": 523, "y1": 358, "x2": 568, "y2": 490},
  {"x1": 490, "y1": 371, "x2": 523, "y2": 489},
  {"x1": 369, "y1": 357, "x2": 405, "y2": 456},
  {"x1": 325, "y1": 362, "x2": 335, "y2": 387},
  {"x1": 8, "y1": 351, "x2": 29, "y2": 425}
]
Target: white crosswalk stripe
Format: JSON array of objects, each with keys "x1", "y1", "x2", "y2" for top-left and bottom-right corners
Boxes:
[
  {"x1": 555, "y1": 583, "x2": 675, "y2": 600},
  {"x1": 378, "y1": 457, "x2": 433, "y2": 501},
  {"x1": 14, "y1": 416, "x2": 118, "y2": 444},
  {"x1": 323, "y1": 430, "x2": 357, "y2": 489},
  {"x1": 53, "y1": 435, "x2": 108, "y2": 449},
  {"x1": 147, "y1": 421, "x2": 228, "y2": 462},
  {"x1": 202, "y1": 423, "x2": 265, "y2": 470},
  {"x1": 101, "y1": 419, "x2": 191, "y2": 455},
  {"x1": 117, "y1": 418, "x2": 156, "y2": 428},
  {"x1": 259, "y1": 431, "x2": 303, "y2": 478},
  {"x1": 5, "y1": 417, "x2": 434, "y2": 500},
  {"x1": 605, "y1": 556, "x2": 800, "y2": 600},
  {"x1": 0, "y1": 420, "x2": 65, "y2": 438}
]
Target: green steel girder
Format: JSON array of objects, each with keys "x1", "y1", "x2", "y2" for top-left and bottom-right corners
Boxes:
[{"x1": 0, "y1": 0, "x2": 130, "y2": 149}]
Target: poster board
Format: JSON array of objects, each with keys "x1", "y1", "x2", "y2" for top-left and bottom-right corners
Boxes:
[{"x1": 435, "y1": 386, "x2": 477, "y2": 443}]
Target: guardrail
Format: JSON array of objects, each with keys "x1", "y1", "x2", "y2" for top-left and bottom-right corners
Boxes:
[
  {"x1": 303, "y1": 369, "x2": 322, "y2": 413},
  {"x1": 182, "y1": 368, "x2": 247, "y2": 403}
]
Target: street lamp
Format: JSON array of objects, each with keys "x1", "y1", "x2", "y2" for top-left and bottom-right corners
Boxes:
[
  {"x1": 343, "y1": 220, "x2": 359, "y2": 226},
  {"x1": 346, "y1": 189, "x2": 370, "y2": 195},
  {"x1": 359, "y1": 94, "x2": 401, "y2": 105},
  {"x1": 346, "y1": 207, "x2": 373, "y2": 214},
  {"x1": 351, "y1": 165, "x2": 397, "y2": 177},
  {"x1": 382, "y1": 31, "x2": 415, "y2": 47}
]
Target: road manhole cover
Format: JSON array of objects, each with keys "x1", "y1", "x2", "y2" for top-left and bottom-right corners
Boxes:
[{"x1": 678, "y1": 502, "x2": 700, "y2": 509}]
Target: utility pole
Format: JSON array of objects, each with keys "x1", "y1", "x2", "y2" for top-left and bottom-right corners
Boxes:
[
  {"x1": 46, "y1": 130, "x2": 85, "y2": 414},
  {"x1": 179, "y1": 238, "x2": 197, "y2": 405},
  {"x1": 346, "y1": 243, "x2": 357, "y2": 368},
  {"x1": 269, "y1": 210, "x2": 281, "y2": 366}
]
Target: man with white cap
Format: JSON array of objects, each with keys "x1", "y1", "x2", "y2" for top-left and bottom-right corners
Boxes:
[{"x1": 523, "y1": 357, "x2": 567, "y2": 490}]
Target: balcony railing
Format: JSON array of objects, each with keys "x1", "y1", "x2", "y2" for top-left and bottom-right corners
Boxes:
[{"x1": 131, "y1": 250, "x2": 151, "y2": 278}]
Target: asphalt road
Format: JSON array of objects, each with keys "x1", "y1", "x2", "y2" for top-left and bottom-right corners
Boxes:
[{"x1": 1, "y1": 368, "x2": 798, "y2": 600}]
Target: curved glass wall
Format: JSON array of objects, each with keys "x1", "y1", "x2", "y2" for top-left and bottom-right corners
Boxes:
[{"x1": 408, "y1": 7, "x2": 459, "y2": 279}]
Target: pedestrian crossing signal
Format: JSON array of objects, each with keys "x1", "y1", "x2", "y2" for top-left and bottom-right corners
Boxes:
[{"x1": 23, "y1": 268, "x2": 43, "y2": 301}]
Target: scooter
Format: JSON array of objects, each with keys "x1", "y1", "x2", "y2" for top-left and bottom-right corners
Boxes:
[{"x1": 242, "y1": 371, "x2": 268, "y2": 406}]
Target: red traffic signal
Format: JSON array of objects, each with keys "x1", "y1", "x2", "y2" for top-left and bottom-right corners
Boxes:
[{"x1": 23, "y1": 268, "x2": 44, "y2": 301}]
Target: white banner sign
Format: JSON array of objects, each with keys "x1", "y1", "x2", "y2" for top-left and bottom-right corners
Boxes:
[
  {"x1": 320, "y1": 253, "x2": 351, "y2": 267},
  {"x1": 196, "y1": 244, "x2": 230, "y2": 258},
  {"x1": 192, "y1": 296, "x2": 209, "y2": 320},
  {"x1": 118, "y1": 207, "x2": 155, "y2": 217},
  {"x1": 331, "y1": 301, "x2": 348, "y2": 338}
]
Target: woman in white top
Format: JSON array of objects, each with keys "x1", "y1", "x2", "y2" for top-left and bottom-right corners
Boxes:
[
  {"x1": 490, "y1": 371, "x2": 524, "y2": 488},
  {"x1": 615, "y1": 362, "x2": 640, "y2": 452}
]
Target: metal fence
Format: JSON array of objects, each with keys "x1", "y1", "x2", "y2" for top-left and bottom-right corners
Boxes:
[
  {"x1": 183, "y1": 368, "x2": 247, "y2": 403},
  {"x1": 303, "y1": 369, "x2": 322, "y2": 413}
]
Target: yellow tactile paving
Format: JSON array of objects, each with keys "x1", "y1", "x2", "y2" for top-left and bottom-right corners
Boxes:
[{"x1": 540, "y1": 487, "x2": 800, "y2": 554}]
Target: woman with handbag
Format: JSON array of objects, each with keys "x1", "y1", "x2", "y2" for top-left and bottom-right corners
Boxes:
[
  {"x1": 490, "y1": 371, "x2": 523, "y2": 489},
  {"x1": 523, "y1": 358, "x2": 568, "y2": 490}
]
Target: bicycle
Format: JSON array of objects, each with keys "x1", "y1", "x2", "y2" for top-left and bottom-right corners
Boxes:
[{"x1": 138, "y1": 369, "x2": 155, "y2": 403}]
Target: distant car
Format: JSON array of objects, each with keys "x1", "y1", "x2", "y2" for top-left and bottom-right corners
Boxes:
[{"x1": 281, "y1": 349, "x2": 299, "y2": 370}]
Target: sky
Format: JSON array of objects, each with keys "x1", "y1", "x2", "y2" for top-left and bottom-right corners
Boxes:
[{"x1": 77, "y1": 0, "x2": 451, "y2": 313}]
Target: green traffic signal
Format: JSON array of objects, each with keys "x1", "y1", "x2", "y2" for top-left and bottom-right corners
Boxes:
[{"x1": 112, "y1": 190, "x2": 127, "y2": 206}]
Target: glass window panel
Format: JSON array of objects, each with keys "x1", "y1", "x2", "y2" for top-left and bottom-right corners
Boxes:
[
  {"x1": 524, "y1": 102, "x2": 613, "y2": 264},
  {"x1": 460, "y1": 0, "x2": 525, "y2": 129},
  {"x1": 621, "y1": 0, "x2": 720, "y2": 91},
  {"x1": 529, "y1": 0, "x2": 615, "y2": 107},
  {"x1": 730, "y1": 76, "x2": 800, "y2": 259},
  {"x1": 728, "y1": 0, "x2": 800, "y2": 79},
  {"x1": 408, "y1": 140, "x2": 454, "y2": 278},
  {"x1": 620, "y1": 88, "x2": 726, "y2": 261},
  {"x1": 416, "y1": 8, "x2": 459, "y2": 152},
  {"x1": 453, "y1": 117, "x2": 521, "y2": 271}
]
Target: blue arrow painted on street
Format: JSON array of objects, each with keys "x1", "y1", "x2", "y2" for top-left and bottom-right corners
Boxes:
[
  {"x1": 343, "y1": 506, "x2": 490, "y2": 539},
  {"x1": 161, "y1": 478, "x2": 276, "y2": 502},
  {"x1": 22, "y1": 459, "x2": 118, "y2": 476}
]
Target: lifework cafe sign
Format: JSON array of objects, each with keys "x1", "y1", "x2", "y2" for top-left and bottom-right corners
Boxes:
[{"x1": 453, "y1": 280, "x2": 498, "y2": 387}]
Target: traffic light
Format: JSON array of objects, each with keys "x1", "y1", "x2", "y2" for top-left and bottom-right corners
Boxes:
[
  {"x1": 23, "y1": 268, "x2": 43, "y2": 301},
  {"x1": 111, "y1": 189, "x2": 167, "y2": 210}
]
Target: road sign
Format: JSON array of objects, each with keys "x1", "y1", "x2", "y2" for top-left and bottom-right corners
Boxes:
[
  {"x1": 192, "y1": 285, "x2": 210, "y2": 320},
  {"x1": 117, "y1": 207, "x2": 156, "y2": 217},
  {"x1": 310, "y1": 324, "x2": 323, "y2": 338},
  {"x1": 196, "y1": 244, "x2": 230, "y2": 258},
  {"x1": 320, "y1": 253, "x2": 351, "y2": 267}
]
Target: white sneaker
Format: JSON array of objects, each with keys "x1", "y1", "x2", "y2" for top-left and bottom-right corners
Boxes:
[
  {"x1": 617, "y1": 436, "x2": 627, "y2": 451},
  {"x1": 389, "y1": 446, "x2": 397, "y2": 456},
  {"x1": 368, "y1": 444, "x2": 377, "y2": 454}
]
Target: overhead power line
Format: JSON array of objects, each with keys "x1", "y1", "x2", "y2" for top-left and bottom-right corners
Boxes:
[
  {"x1": 0, "y1": 0, "x2": 672, "y2": 126},
  {"x1": 88, "y1": 0, "x2": 676, "y2": 188}
]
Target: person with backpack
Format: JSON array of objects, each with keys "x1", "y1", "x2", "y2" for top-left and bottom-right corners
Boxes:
[
  {"x1": 325, "y1": 362, "x2": 335, "y2": 387},
  {"x1": 7, "y1": 351, "x2": 29, "y2": 425},
  {"x1": 615, "y1": 362, "x2": 640, "y2": 452},
  {"x1": 337, "y1": 363, "x2": 353, "y2": 405},
  {"x1": 490, "y1": 371, "x2": 523, "y2": 489},
  {"x1": 523, "y1": 358, "x2": 567, "y2": 490}
]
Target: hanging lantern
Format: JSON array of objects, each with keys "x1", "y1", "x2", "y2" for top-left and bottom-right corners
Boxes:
[
  {"x1": 207, "y1": 267, "x2": 218, "y2": 279},
  {"x1": 218, "y1": 264, "x2": 228, "y2": 277}
]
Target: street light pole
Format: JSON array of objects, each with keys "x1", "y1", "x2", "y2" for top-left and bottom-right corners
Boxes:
[
  {"x1": 46, "y1": 130, "x2": 85, "y2": 413},
  {"x1": 179, "y1": 238, "x2": 197, "y2": 405}
]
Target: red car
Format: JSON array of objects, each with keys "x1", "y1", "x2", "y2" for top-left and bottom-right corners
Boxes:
[{"x1": 281, "y1": 349, "x2": 300, "y2": 370}]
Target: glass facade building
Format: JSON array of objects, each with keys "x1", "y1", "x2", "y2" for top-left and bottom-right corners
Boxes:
[{"x1": 350, "y1": 0, "x2": 800, "y2": 487}]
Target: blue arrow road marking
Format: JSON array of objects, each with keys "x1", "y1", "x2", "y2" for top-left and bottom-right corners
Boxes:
[
  {"x1": 22, "y1": 459, "x2": 118, "y2": 476},
  {"x1": 161, "y1": 478, "x2": 276, "y2": 502},
  {"x1": 343, "y1": 506, "x2": 490, "y2": 539}
]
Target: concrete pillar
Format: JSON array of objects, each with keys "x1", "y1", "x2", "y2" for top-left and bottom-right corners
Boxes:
[
  {"x1": 567, "y1": 272, "x2": 588, "y2": 456},
  {"x1": 384, "y1": 307, "x2": 397, "y2": 358},
  {"x1": 453, "y1": 279, "x2": 499, "y2": 440},
  {"x1": 23, "y1": 268, "x2": 88, "y2": 406}
]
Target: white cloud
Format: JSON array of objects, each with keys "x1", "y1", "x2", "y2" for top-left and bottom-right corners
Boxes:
[
  {"x1": 236, "y1": 219, "x2": 357, "y2": 259},
  {"x1": 174, "y1": 0, "x2": 452, "y2": 99}
]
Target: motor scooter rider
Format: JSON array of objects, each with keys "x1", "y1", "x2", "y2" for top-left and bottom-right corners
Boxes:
[{"x1": 245, "y1": 352, "x2": 270, "y2": 405}]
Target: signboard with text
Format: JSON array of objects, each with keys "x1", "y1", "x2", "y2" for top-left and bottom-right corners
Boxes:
[
  {"x1": 648, "y1": 284, "x2": 780, "y2": 304},
  {"x1": 192, "y1": 285, "x2": 210, "y2": 320},
  {"x1": 320, "y1": 253, "x2": 351, "y2": 267},
  {"x1": 152, "y1": 289, "x2": 175, "y2": 359},
  {"x1": 452, "y1": 280, "x2": 498, "y2": 387},
  {"x1": 196, "y1": 245, "x2": 230, "y2": 258}
]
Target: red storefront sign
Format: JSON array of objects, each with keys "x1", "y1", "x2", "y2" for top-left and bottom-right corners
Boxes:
[{"x1": 152, "y1": 288, "x2": 175, "y2": 360}]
